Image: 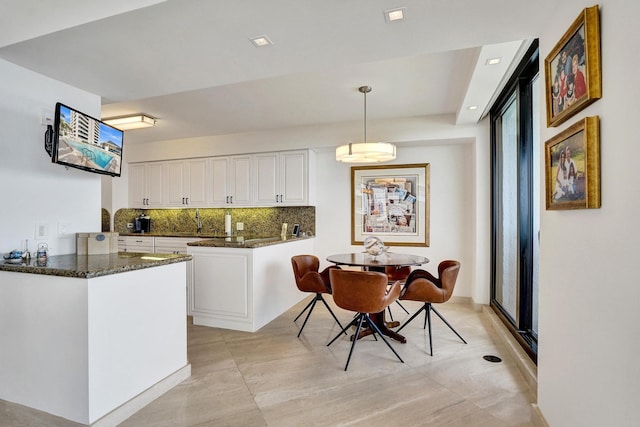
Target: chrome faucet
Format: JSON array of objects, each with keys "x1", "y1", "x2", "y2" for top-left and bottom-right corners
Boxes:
[{"x1": 196, "y1": 209, "x2": 202, "y2": 233}]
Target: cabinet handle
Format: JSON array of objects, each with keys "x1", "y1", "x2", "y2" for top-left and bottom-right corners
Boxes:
[
  {"x1": 226, "y1": 196, "x2": 229, "y2": 203},
  {"x1": 186, "y1": 197, "x2": 189, "y2": 205},
  {"x1": 230, "y1": 196, "x2": 233, "y2": 204}
]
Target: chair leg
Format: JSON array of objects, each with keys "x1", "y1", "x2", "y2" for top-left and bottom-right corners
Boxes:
[
  {"x1": 396, "y1": 302, "x2": 428, "y2": 333},
  {"x1": 426, "y1": 303, "x2": 433, "y2": 356},
  {"x1": 387, "y1": 306, "x2": 394, "y2": 321},
  {"x1": 365, "y1": 315, "x2": 404, "y2": 364},
  {"x1": 396, "y1": 300, "x2": 410, "y2": 314},
  {"x1": 294, "y1": 296, "x2": 316, "y2": 322},
  {"x1": 327, "y1": 316, "x2": 359, "y2": 346},
  {"x1": 430, "y1": 306, "x2": 467, "y2": 344},
  {"x1": 297, "y1": 294, "x2": 347, "y2": 338},
  {"x1": 318, "y1": 294, "x2": 347, "y2": 335},
  {"x1": 296, "y1": 296, "x2": 318, "y2": 337},
  {"x1": 344, "y1": 314, "x2": 366, "y2": 371}
]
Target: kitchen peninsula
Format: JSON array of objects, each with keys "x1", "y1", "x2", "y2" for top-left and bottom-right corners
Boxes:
[
  {"x1": 0, "y1": 252, "x2": 191, "y2": 426},
  {"x1": 188, "y1": 235, "x2": 314, "y2": 332}
]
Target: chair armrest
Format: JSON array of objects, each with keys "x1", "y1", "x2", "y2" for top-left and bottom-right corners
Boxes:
[
  {"x1": 400, "y1": 271, "x2": 446, "y2": 303},
  {"x1": 382, "y1": 280, "x2": 402, "y2": 309},
  {"x1": 319, "y1": 265, "x2": 341, "y2": 291}
]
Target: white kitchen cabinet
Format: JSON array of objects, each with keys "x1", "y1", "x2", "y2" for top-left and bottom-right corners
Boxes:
[
  {"x1": 164, "y1": 159, "x2": 208, "y2": 207},
  {"x1": 209, "y1": 155, "x2": 252, "y2": 207},
  {"x1": 117, "y1": 235, "x2": 154, "y2": 252},
  {"x1": 254, "y1": 150, "x2": 314, "y2": 206},
  {"x1": 187, "y1": 238, "x2": 314, "y2": 331},
  {"x1": 154, "y1": 237, "x2": 202, "y2": 254},
  {"x1": 128, "y1": 162, "x2": 164, "y2": 208}
]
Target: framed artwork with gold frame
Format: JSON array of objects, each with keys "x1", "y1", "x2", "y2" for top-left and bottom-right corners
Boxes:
[
  {"x1": 351, "y1": 163, "x2": 429, "y2": 246},
  {"x1": 545, "y1": 116, "x2": 600, "y2": 210},
  {"x1": 544, "y1": 5, "x2": 601, "y2": 127}
]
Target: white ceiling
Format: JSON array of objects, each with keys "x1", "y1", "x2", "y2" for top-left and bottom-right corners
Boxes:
[{"x1": 0, "y1": 0, "x2": 558, "y2": 145}]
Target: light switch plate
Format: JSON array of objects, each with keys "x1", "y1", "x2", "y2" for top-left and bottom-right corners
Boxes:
[
  {"x1": 35, "y1": 222, "x2": 49, "y2": 239},
  {"x1": 57, "y1": 221, "x2": 72, "y2": 238}
]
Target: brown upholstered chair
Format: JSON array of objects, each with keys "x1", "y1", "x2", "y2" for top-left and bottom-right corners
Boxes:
[
  {"x1": 327, "y1": 269, "x2": 404, "y2": 371},
  {"x1": 291, "y1": 255, "x2": 345, "y2": 338},
  {"x1": 384, "y1": 266, "x2": 411, "y2": 320},
  {"x1": 396, "y1": 260, "x2": 466, "y2": 355}
]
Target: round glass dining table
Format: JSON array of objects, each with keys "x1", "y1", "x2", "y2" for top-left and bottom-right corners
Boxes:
[
  {"x1": 326, "y1": 252, "x2": 429, "y2": 343},
  {"x1": 326, "y1": 252, "x2": 428, "y2": 271}
]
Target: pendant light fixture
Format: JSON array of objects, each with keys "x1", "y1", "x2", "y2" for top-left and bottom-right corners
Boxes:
[{"x1": 336, "y1": 85, "x2": 396, "y2": 163}]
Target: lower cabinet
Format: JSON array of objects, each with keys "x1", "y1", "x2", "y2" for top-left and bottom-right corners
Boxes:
[
  {"x1": 187, "y1": 238, "x2": 314, "y2": 331},
  {"x1": 117, "y1": 236, "x2": 154, "y2": 252},
  {"x1": 154, "y1": 237, "x2": 202, "y2": 254}
]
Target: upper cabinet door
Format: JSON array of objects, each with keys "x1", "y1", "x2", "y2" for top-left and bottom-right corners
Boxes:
[
  {"x1": 254, "y1": 150, "x2": 309, "y2": 206},
  {"x1": 280, "y1": 150, "x2": 307, "y2": 205},
  {"x1": 128, "y1": 163, "x2": 147, "y2": 208},
  {"x1": 164, "y1": 159, "x2": 208, "y2": 207},
  {"x1": 164, "y1": 161, "x2": 187, "y2": 207},
  {"x1": 186, "y1": 159, "x2": 208, "y2": 206},
  {"x1": 209, "y1": 156, "x2": 252, "y2": 206},
  {"x1": 146, "y1": 163, "x2": 165, "y2": 208},
  {"x1": 229, "y1": 155, "x2": 252, "y2": 206},
  {"x1": 129, "y1": 162, "x2": 164, "y2": 208},
  {"x1": 209, "y1": 157, "x2": 230, "y2": 206},
  {"x1": 254, "y1": 153, "x2": 279, "y2": 205}
]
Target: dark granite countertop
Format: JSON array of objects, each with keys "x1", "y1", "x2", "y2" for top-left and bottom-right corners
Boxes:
[
  {"x1": 0, "y1": 252, "x2": 191, "y2": 278},
  {"x1": 187, "y1": 235, "x2": 313, "y2": 248}
]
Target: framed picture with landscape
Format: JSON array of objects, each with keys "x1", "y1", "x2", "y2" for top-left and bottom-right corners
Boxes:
[
  {"x1": 351, "y1": 163, "x2": 429, "y2": 246},
  {"x1": 545, "y1": 116, "x2": 600, "y2": 210},
  {"x1": 544, "y1": 5, "x2": 601, "y2": 127}
]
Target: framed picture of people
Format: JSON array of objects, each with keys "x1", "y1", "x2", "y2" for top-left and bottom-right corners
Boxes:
[
  {"x1": 351, "y1": 163, "x2": 429, "y2": 246},
  {"x1": 545, "y1": 116, "x2": 600, "y2": 210},
  {"x1": 544, "y1": 5, "x2": 601, "y2": 127}
]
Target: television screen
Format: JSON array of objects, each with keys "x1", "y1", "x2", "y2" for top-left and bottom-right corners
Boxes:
[{"x1": 51, "y1": 102, "x2": 124, "y2": 177}]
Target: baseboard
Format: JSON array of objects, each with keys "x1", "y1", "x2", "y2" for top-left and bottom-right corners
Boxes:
[
  {"x1": 449, "y1": 295, "x2": 472, "y2": 305},
  {"x1": 481, "y1": 305, "x2": 537, "y2": 392},
  {"x1": 91, "y1": 364, "x2": 191, "y2": 427},
  {"x1": 530, "y1": 403, "x2": 550, "y2": 427}
]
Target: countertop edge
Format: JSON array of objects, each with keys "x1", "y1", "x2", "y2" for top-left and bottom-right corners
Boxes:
[{"x1": 0, "y1": 253, "x2": 192, "y2": 278}]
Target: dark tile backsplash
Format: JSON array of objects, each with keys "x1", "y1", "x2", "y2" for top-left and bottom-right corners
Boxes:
[{"x1": 114, "y1": 206, "x2": 315, "y2": 237}]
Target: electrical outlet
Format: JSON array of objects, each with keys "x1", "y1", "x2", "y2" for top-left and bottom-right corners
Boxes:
[
  {"x1": 236, "y1": 222, "x2": 244, "y2": 231},
  {"x1": 127, "y1": 223, "x2": 134, "y2": 229},
  {"x1": 57, "y1": 221, "x2": 71, "y2": 238},
  {"x1": 41, "y1": 108, "x2": 53, "y2": 126}
]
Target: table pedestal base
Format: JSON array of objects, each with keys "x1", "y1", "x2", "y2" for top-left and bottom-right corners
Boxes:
[{"x1": 352, "y1": 312, "x2": 406, "y2": 344}]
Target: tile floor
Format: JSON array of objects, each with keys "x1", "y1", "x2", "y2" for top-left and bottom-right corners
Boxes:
[{"x1": 1, "y1": 299, "x2": 536, "y2": 426}]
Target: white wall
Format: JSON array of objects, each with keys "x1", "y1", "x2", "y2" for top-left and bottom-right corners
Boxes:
[
  {"x1": 0, "y1": 59, "x2": 102, "y2": 256},
  {"x1": 313, "y1": 142, "x2": 476, "y2": 298},
  {"x1": 537, "y1": 1, "x2": 640, "y2": 425}
]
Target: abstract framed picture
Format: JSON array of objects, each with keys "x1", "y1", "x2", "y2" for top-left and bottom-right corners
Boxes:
[
  {"x1": 351, "y1": 163, "x2": 429, "y2": 246},
  {"x1": 544, "y1": 5, "x2": 601, "y2": 127},
  {"x1": 545, "y1": 116, "x2": 600, "y2": 210}
]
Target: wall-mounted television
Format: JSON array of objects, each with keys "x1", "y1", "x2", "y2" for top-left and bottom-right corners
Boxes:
[{"x1": 50, "y1": 102, "x2": 124, "y2": 177}]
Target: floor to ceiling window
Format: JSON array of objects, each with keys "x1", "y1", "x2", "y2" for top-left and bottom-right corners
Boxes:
[{"x1": 490, "y1": 40, "x2": 539, "y2": 362}]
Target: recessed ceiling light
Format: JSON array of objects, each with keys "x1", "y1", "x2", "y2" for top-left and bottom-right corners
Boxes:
[
  {"x1": 486, "y1": 57, "x2": 501, "y2": 65},
  {"x1": 249, "y1": 35, "x2": 273, "y2": 47},
  {"x1": 384, "y1": 7, "x2": 406, "y2": 22},
  {"x1": 467, "y1": 106, "x2": 478, "y2": 111}
]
